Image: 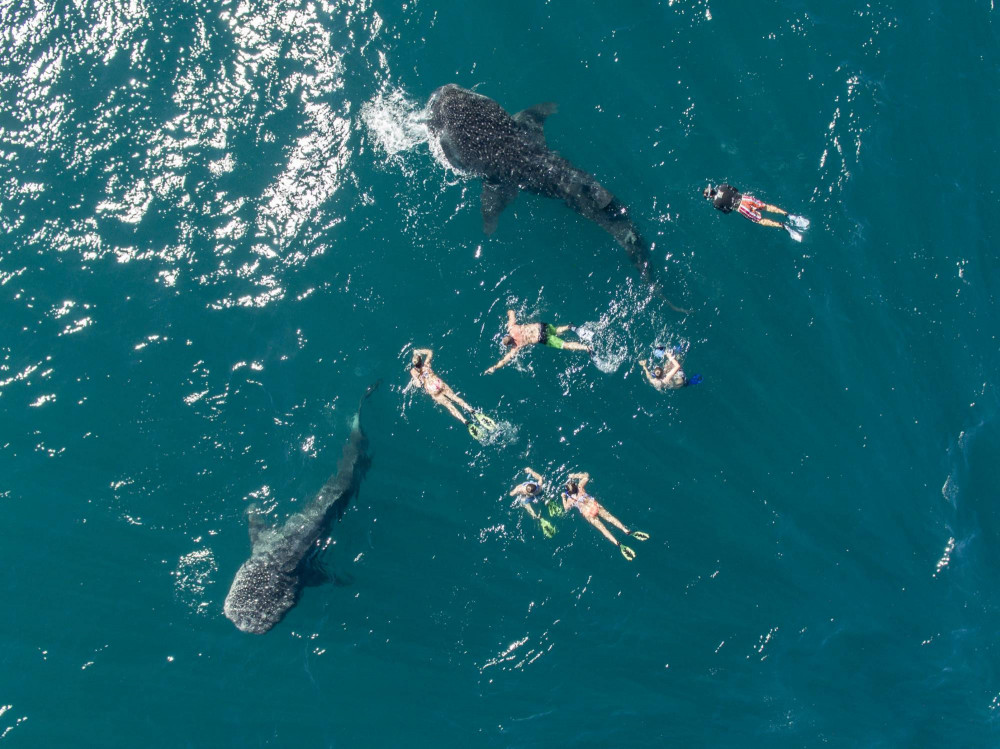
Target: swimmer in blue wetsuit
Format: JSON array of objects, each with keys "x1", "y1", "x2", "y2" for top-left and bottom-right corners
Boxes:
[
  {"x1": 639, "y1": 345, "x2": 701, "y2": 390},
  {"x1": 510, "y1": 467, "x2": 558, "y2": 538}
]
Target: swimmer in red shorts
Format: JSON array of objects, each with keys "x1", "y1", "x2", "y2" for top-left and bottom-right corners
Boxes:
[{"x1": 703, "y1": 183, "x2": 808, "y2": 240}]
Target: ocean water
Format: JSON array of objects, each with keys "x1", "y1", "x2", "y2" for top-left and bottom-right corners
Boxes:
[{"x1": 2, "y1": 0, "x2": 999, "y2": 745}]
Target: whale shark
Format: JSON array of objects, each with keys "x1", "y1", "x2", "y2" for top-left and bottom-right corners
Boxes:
[
  {"x1": 224, "y1": 382, "x2": 380, "y2": 634},
  {"x1": 426, "y1": 83, "x2": 661, "y2": 291}
]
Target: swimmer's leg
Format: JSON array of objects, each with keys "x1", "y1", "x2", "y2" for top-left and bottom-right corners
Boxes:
[
  {"x1": 763, "y1": 204, "x2": 787, "y2": 216},
  {"x1": 435, "y1": 396, "x2": 468, "y2": 424},
  {"x1": 588, "y1": 516, "x2": 621, "y2": 547},
  {"x1": 759, "y1": 218, "x2": 784, "y2": 229},
  {"x1": 597, "y1": 507, "x2": 629, "y2": 534},
  {"x1": 561, "y1": 341, "x2": 590, "y2": 352},
  {"x1": 445, "y1": 390, "x2": 475, "y2": 413}
]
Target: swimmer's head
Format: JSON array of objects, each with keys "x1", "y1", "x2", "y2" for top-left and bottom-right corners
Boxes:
[
  {"x1": 502, "y1": 334, "x2": 516, "y2": 348},
  {"x1": 703, "y1": 184, "x2": 716, "y2": 200},
  {"x1": 411, "y1": 352, "x2": 423, "y2": 367},
  {"x1": 564, "y1": 482, "x2": 578, "y2": 494},
  {"x1": 652, "y1": 366, "x2": 664, "y2": 379},
  {"x1": 524, "y1": 482, "x2": 538, "y2": 495}
]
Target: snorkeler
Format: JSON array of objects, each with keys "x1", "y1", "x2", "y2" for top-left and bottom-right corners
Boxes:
[
  {"x1": 510, "y1": 467, "x2": 560, "y2": 538},
  {"x1": 561, "y1": 472, "x2": 649, "y2": 561},
  {"x1": 639, "y1": 345, "x2": 702, "y2": 391},
  {"x1": 409, "y1": 348, "x2": 497, "y2": 438},
  {"x1": 703, "y1": 183, "x2": 808, "y2": 241},
  {"x1": 484, "y1": 309, "x2": 590, "y2": 374}
]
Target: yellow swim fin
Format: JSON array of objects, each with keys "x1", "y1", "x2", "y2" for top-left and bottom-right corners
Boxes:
[
  {"x1": 540, "y1": 518, "x2": 556, "y2": 538},
  {"x1": 630, "y1": 531, "x2": 649, "y2": 541},
  {"x1": 620, "y1": 544, "x2": 636, "y2": 561},
  {"x1": 473, "y1": 412, "x2": 498, "y2": 431}
]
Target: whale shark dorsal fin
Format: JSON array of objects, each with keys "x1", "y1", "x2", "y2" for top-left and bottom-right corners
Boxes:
[
  {"x1": 513, "y1": 102, "x2": 557, "y2": 144},
  {"x1": 481, "y1": 181, "x2": 518, "y2": 235}
]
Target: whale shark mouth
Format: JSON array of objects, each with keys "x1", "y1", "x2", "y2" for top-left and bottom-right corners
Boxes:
[{"x1": 223, "y1": 558, "x2": 297, "y2": 634}]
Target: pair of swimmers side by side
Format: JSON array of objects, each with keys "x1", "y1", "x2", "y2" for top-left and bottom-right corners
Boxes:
[{"x1": 510, "y1": 468, "x2": 648, "y2": 560}]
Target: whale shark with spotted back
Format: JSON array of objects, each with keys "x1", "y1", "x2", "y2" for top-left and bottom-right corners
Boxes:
[
  {"x1": 224, "y1": 382, "x2": 379, "y2": 634},
  {"x1": 427, "y1": 84, "x2": 678, "y2": 303}
]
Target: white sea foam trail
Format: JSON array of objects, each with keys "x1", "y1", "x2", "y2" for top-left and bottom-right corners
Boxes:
[{"x1": 361, "y1": 88, "x2": 429, "y2": 158}]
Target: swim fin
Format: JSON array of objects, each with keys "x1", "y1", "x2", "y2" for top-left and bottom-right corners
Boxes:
[
  {"x1": 787, "y1": 214, "x2": 810, "y2": 230},
  {"x1": 473, "y1": 412, "x2": 498, "y2": 431},
  {"x1": 546, "y1": 499, "x2": 565, "y2": 518},
  {"x1": 467, "y1": 422, "x2": 484, "y2": 440},
  {"x1": 540, "y1": 518, "x2": 557, "y2": 538},
  {"x1": 620, "y1": 544, "x2": 636, "y2": 561},
  {"x1": 630, "y1": 531, "x2": 650, "y2": 541},
  {"x1": 783, "y1": 224, "x2": 803, "y2": 242}
]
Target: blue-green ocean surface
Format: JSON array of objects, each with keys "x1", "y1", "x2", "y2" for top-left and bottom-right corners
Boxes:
[{"x1": 2, "y1": 0, "x2": 999, "y2": 745}]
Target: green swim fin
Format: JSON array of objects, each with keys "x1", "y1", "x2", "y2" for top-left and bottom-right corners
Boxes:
[
  {"x1": 539, "y1": 518, "x2": 556, "y2": 538},
  {"x1": 630, "y1": 531, "x2": 649, "y2": 541},
  {"x1": 620, "y1": 544, "x2": 636, "y2": 561},
  {"x1": 546, "y1": 499, "x2": 565, "y2": 518},
  {"x1": 473, "y1": 412, "x2": 498, "y2": 431},
  {"x1": 467, "y1": 422, "x2": 484, "y2": 440}
]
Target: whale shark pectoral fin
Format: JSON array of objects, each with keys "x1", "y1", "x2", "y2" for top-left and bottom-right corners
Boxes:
[
  {"x1": 514, "y1": 102, "x2": 557, "y2": 144},
  {"x1": 481, "y1": 181, "x2": 518, "y2": 235}
]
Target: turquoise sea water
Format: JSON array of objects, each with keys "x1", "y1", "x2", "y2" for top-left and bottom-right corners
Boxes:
[{"x1": 2, "y1": 0, "x2": 999, "y2": 745}]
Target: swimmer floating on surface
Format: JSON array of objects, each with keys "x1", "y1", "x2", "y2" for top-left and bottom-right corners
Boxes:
[
  {"x1": 485, "y1": 310, "x2": 591, "y2": 374},
  {"x1": 703, "y1": 183, "x2": 809, "y2": 242},
  {"x1": 561, "y1": 472, "x2": 649, "y2": 561},
  {"x1": 639, "y1": 344, "x2": 702, "y2": 391},
  {"x1": 409, "y1": 348, "x2": 497, "y2": 439},
  {"x1": 510, "y1": 467, "x2": 561, "y2": 538}
]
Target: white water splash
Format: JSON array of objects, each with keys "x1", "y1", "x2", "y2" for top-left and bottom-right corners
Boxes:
[{"x1": 361, "y1": 87, "x2": 430, "y2": 158}]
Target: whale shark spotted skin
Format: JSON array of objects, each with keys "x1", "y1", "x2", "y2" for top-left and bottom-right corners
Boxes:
[
  {"x1": 224, "y1": 383, "x2": 379, "y2": 634},
  {"x1": 427, "y1": 83, "x2": 657, "y2": 288}
]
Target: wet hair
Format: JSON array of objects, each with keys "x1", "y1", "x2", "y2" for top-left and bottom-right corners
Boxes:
[
  {"x1": 524, "y1": 482, "x2": 538, "y2": 495},
  {"x1": 652, "y1": 366, "x2": 664, "y2": 379},
  {"x1": 411, "y1": 353, "x2": 423, "y2": 367},
  {"x1": 564, "y1": 482, "x2": 578, "y2": 494},
  {"x1": 502, "y1": 334, "x2": 515, "y2": 348}
]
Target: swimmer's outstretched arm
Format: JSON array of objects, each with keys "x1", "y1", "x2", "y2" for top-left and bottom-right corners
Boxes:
[
  {"x1": 663, "y1": 352, "x2": 682, "y2": 381},
  {"x1": 638, "y1": 359, "x2": 658, "y2": 386},
  {"x1": 413, "y1": 348, "x2": 433, "y2": 362},
  {"x1": 524, "y1": 467, "x2": 544, "y2": 484},
  {"x1": 561, "y1": 492, "x2": 573, "y2": 513},
  {"x1": 507, "y1": 309, "x2": 518, "y2": 325},
  {"x1": 568, "y1": 472, "x2": 590, "y2": 491},
  {"x1": 485, "y1": 348, "x2": 519, "y2": 374}
]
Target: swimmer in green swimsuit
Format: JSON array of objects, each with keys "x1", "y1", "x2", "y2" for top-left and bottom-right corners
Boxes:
[{"x1": 485, "y1": 310, "x2": 590, "y2": 374}]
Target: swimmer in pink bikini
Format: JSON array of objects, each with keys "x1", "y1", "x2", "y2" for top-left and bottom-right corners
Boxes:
[
  {"x1": 561, "y1": 472, "x2": 649, "y2": 561},
  {"x1": 410, "y1": 348, "x2": 496, "y2": 438}
]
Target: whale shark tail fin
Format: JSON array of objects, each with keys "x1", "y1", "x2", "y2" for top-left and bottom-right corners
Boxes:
[
  {"x1": 482, "y1": 181, "x2": 518, "y2": 234},
  {"x1": 514, "y1": 102, "x2": 557, "y2": 144},
  {"x1": 350, "y1": 380, "x2": 381, "y2": 432}
]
